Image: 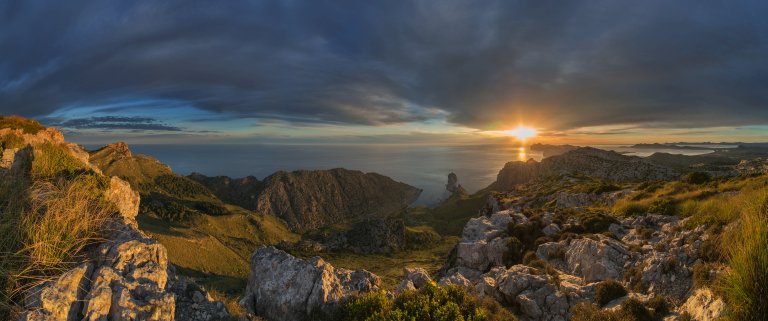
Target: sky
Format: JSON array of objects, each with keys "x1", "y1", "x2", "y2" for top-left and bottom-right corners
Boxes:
[{"x1": 1, "y1": 0, "x2": 768, "y2": 145}]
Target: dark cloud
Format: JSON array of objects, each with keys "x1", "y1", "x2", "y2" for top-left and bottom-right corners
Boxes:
[
  {"x1": 1, "y1": 0, "x2": 767, "y2": 131},
  {"x1": 47, "y1": 116, "x2": 182, "y2": 131}
]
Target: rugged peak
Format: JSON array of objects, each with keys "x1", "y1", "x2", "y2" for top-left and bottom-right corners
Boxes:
[
  {"x1": 494, "y1": 146, "x2": 679, "y2": 190},
  {"x1": 92, "y1": 141, "x2": 133, "y2": 159}
]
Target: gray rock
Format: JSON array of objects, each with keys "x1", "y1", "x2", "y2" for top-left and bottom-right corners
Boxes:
[{"x1": 240, "y1": 246, "x2": 381, "y2": 321}]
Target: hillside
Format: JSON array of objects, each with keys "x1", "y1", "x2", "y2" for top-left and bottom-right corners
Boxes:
[
  {"x1": 191, "y1": 169, "x2": 422, "y2": 232},
  {"x1": 495, "y1": 147, "x2": 680, "y2": 190}
]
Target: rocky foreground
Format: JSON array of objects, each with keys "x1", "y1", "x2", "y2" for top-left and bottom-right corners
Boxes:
[{"x1": 1, "y1": 127, "x2": 229, "y2": 321}]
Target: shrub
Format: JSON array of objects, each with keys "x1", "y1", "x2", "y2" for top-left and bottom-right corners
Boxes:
[
  {"x1": 340, "y1": 284, "x2": 517, "y2": 321},
  {"x1": 405, "y1": 226, "x2": 442, "y2": 250},
  {"x1": 0, "y1": 133, "x2": 24, "y2": 150},
  {"x1": 683, "y1": 172, "x2": 711, "y2": 185},
  {"x1": 0, "y1": 115, "x2": 45, "y2": 134},
  {"x1": 508, "y1": 221, "x2": 544, "y2": 250},
  {"x1": 624, "y1": 265, "x2": 645, "y2": 293},
  {"x1": 595, "y1": 280, "x2": 627, "y2": 306},
  {"x1": 679, "y1": 312, "x2": 692, "y2": 321},
  {"x1": 647, "y1": 198, "x2": 677, "y2": 216},
  {"x1": 571, "y1": 298, "x2": 654, "y2": 321},
  {"x1": 646, "y1": 296, "x2": 669, "y2": 319},
  {"x1": 719, "y1": 192, "x2": 768, "y2": 320},
  {"x1": 615, "y1": 202, "x2": 648, "y2": 217},
  {"x1": 503, "y1": 237, "x2": 525, "y2": 266},
  {"x1": 579, "y1": 212, "x2": 617, "y2": 234}
]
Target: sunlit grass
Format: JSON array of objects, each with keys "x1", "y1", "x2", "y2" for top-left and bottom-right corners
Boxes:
[
  {"x1": 0, "y1": 173, "x2": 114, "y2": 317},
  {"x1": 718, "y1": 191, "x2": 768, "y2": 320}
]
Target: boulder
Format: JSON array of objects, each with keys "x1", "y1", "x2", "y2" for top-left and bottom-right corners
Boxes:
[
  {"x1": 240, "y1": 246, "x2": 381, "y2": 321},
  {"x1": 564, "y1": 235, "x2": 629, "y2": 283},
  {"x1": 681, "y1": 288, "x2": 725, "y2": 321}
]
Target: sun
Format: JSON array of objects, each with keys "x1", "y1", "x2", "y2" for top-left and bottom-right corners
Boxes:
[{"x1": 505, "y1": 126, "x2": 538, "y2": 141}]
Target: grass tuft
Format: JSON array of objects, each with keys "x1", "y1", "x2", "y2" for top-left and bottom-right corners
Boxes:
[
  {"x1": 0, "y1": 173, "x2": 114, "y2": 316},
  {"x1": 718, "y1": 191, "x2": 768, "y2": 320},
  {"x1": 31, "y1": 142, "x2": 87, "y2": 178}
]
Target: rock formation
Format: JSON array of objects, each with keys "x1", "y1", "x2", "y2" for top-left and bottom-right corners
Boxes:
[
  {"x1": 446, "y1": 172, "x2": 460, "y2": 193},
  {"x1": 192, "y1": 169, "x2": 422, "y2": 232},
  {"x1": 494, "y1": 147, "x2": 680, "y2": 190},
  {"x1": 3, "y1": 126, "x2": 228, "y2": 321},
  {"x1": 439, "y1": 201, "x2": 716, "y2": 320},
  {"x1": 240, "y1": 246, "x2": 381, "y2": 321}
]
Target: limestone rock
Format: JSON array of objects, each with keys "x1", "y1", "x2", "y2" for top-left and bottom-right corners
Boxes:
[
  {"x1": 241, "y1": 246, "x2": 381, "y2": 321},
  {"x1": 22, "y1": 264, "x2": 93, "y2": 321},
  {"x1": 681, "y1": 288, "x2": 725, "y2": 321},
  {"x1": 401, "y1": 267, "x2": 432, "y2": 289},
  {"x1": 105, "y1": 176, "x2": 140, "y2": 227}
]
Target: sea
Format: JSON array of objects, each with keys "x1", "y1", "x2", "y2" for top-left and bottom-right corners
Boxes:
[{"x1": 95, "y1": 143, "x2": 724, "y2": 206}]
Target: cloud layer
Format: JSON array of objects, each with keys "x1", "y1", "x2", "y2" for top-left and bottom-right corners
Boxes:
[{"x1": 1, "y1": 0, "x2": 767, "y2": 132}]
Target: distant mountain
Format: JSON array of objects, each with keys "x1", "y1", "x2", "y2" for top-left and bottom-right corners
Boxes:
[
  {"x1": 191, "y1": 169, "x2": 422, "y2": 232},
  {"x1": 494, "y1": 147, "x2": 680, "y2": 190},
  {"x1": 645, "y1": 152, "x2": 739, "y2": 173},
  {"x1": 627, "y1": 143, "x2": 711, "y2": 150}
]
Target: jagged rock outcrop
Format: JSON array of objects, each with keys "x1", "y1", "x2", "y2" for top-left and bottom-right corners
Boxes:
[
  {"x1": 439, "y1": 204, "x2": 711, "y2": 320},
  {"x1": 192, "y1": 169, "x2": 422, "y2": 232},
  {"x1": 240, "y1": 246, "x2": 381, "y2": 321},
  {"x1": 20, "y1": 177, "x2": 229, "y2": 321},
  {"x1": 6, "y1": 123, "x2": 229, "y2": 321},
  {"x1": 494, "y1": 148, "x2": 680, "y2": 190}
]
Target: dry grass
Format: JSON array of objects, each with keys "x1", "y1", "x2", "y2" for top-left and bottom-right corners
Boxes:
[
  {"x1": 31, "y1": 142, "x2": 87, "y2": 178},
  {"x1": 0, "y1": 115, "x2": 45, "y2": 134},
  {"x1": 718, "y1": 191, "x2": 768, "y2": 320},
  {"x1": 1, "y1": 173, "x2": 114, "y2": 315}
]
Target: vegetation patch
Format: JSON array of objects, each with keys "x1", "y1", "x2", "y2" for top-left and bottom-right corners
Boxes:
[
  {"x1": 571, "y1": 297, "x2": 666, "y2": 321},
  {"x1": 595, "y1": 280, "x2": 627, "y2": 306},
  {"x1": 339, "y1": 284, "x2": 517, "y2": 321},
  {"x1": 31, "y1": 142, "x2": 87, "y2": 178},
  {"x1": 0, "y1": 115, "x2": 45, "y2": 134},
  {"x1": 719, "y1": 191, "x2": 768, "y2": 320},
  {"x1": 0, "y1": 173, "x2": 114, "y2": 317}
]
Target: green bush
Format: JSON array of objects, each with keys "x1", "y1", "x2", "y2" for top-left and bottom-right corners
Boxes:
[
  {"x1": 340, "y1": 284, "x2": 517, "y2": 321},
  {"x1": 405, "y1": 226, "x2": 442, "y2": 250},
  {"x1": 614, "y1": 202, "x2": 648, "y2": 217},
  {"x1": 595, "y1": 280, "x2": 627, "y2": 306},
  {"x1": 683, "y1": 172, "x2": 711, "y2": 185},
  {"x1": 503, "y1": 237, "x2": 524, "y2": 266},
  {"x1": 154, "y1": 174, "x2": 213, "y2": 199},
  {"x1": 647, "y1": 198, "x2": 677, "y2": 216}
]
